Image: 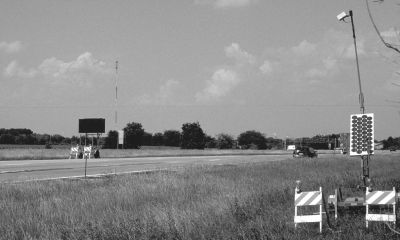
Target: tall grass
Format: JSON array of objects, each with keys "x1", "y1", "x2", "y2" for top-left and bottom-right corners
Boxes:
[{"x1": 0, "y1": 154, "x2": 399, "y2": 239}]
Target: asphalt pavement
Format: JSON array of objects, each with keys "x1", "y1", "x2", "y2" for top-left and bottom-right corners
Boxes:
[{"x1": 0, "y1": 154, "x2": 293, "y2": 183}]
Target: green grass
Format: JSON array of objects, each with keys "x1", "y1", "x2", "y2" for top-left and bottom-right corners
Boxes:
[{"x1": 0, "y1": 154, "x2": 399, "y2": 239}]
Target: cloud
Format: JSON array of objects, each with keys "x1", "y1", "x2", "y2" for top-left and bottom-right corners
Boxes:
[
  {"x1": 196, "y1": 68, "x2": 240, "y2": 102},
  {"x1": 3, "y1": 60, "x2": 37, "y2": 78},
  {"x1": 225, "y1": 43, "x2": 255, "y2": 65},
  {"x1": 137, "y1": 79, "x2": 182, "y2": 105},
  {"x1": 0, "y1": 41, "x2": 23, "y2": 53},
  {"x1": 3, "y1": 52, "x2": 112, "y2": 86},
  {"x1": 258, "y1": 29, "x2": 367, "y2": 85},
  {"x1": 195, "y1": 0, "x2": 256, "y2": 8},
  {"x1": 38, "y1": 52, "x2": 111, "y2": 82},
  {"x1": 381, "y1": 28, "x2": 400, "y2": 43},
  {"x1": 291, "y1": 40, "x2": 317, "y2": 56},
  {"x1": 196, "y1": 43, "x2": 255, "y2": 103},
  {"x1": 259, "y1": 60, "x2": 273, "y2": 75}
]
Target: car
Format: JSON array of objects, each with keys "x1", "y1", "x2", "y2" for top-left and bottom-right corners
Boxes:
[
  {"x1": 293, "y1": 146, "x2": 318, "y2": 158},
  {"x1": 389, "y1": 147, "x2": 397, "y2": 152}
]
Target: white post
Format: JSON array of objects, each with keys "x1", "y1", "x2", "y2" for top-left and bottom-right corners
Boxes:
[
  {"x1": 334, "y1": 189, "x2": 338, "y2": 220},
  {"x1": 294, "y1": 188, "x2": 298, "y2": 229},
  {"x1": 319, "y1": 187, "x2": 322, "y2": 233},
  {"x1": 366, "y1": 187, "x2": 369, "y2": 228}
]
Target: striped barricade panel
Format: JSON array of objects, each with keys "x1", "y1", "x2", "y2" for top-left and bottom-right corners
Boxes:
[
  {"x1": 69, "y1": 146, "x2": 79, "y2": 159},
  {"x1": 365, "y1": 187, "x2": 396, "y2": 228},
  {"x1": 83, "y1": 146, "x2": 92, "y2": 159},
  {"x1": 294, "y1": 187, "x2": 323, "y2": 233},
  {"x1": 295, "y1": 191, "x2": 322, "y2": 206}
]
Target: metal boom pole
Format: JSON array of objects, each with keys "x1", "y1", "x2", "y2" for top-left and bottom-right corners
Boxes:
[
  {"x1": 349, "y1": 10, "x2": 369, "y2": 186},
  {"x1": 349, "y1": 10, "x2": 365, "y2": 114},
  {"x1": 115, "y1": 60, "x2": 119, "y2": 149}
]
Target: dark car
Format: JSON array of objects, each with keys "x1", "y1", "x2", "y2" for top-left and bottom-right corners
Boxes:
[
  {"x1": 293, "y1": 146, "x2": 318, "y2": 158},
  {"x1": 389, "y1": 147, "x2": 397, "y2": 152}
]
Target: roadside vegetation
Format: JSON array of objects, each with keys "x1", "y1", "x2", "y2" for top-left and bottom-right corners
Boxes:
[{"x1": 0, "y1": 154, "x2": 399, "y2": 239}]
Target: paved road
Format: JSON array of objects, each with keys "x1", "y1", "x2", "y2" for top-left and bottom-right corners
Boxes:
[{"x1": 0, "y1": 154, "x2": 294, "y2": 182}]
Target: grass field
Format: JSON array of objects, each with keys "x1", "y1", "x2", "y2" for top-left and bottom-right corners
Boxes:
[
  {"x1": 0, "y1": 146, "x2": 290, "y2": 161},
  {"x1": 0, "y1": 154, "x2": 399, "y2": 239}
]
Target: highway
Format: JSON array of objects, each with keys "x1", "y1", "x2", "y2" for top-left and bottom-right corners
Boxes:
[{"x1": 0, "y1": 154, "x2": 294, "y2": 183}]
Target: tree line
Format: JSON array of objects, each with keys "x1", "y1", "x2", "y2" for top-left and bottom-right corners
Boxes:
[
  {"x1": 102, "y1": 121, "x2": 283, "y2": 150},
  {"x1": 0, "y1": 128, "x2": 74, "y2": 146},
  {"x1": 1, "y1": 125, "x2": 398, "y2": 150}
]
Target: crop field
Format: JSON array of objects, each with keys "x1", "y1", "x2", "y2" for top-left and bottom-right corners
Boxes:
[{"x1": 0, "y1": 153, "x2": 399, "y2": 239}]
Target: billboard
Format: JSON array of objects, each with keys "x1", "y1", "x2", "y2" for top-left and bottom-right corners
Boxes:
[
  {"x1": 79, "y1": 118, "x2": 105, "y2": 133},
  {"x1": 349, "y1": 113, "x2": 374, "y2": 156}
]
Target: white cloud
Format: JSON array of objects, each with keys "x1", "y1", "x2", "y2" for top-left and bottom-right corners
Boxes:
[
  {"x1": 258, "y1": 29, "x2": 369, "y2": 86},
  {"x1": 225, "y1": 43, "x2": 255, "y2": 65},
  {"x1": 195, "y1": 0, "x2": 256, "y2": 8},
  {"x1": 3, "y1": 52, "x2": 112, "y2": 86},
  {"x1": 196, "y1": 68, "x2": 240, "y2": 102},
  {"x1": 138, "y1": 79, "x2": 182, "y2": 105},
  {"x1": 381, "y1": 28, "x2": 400, "y2": 43},
  {"x1": 259, "y1": 60, "x2": 273, "y2": 75},
  {"x1": 38, "y1": 52, "x2": 110, "y2": 82},
  {"x1": 3, "y1": 60, "x2": 37, "y2": 78},
  {"x1": 0, "y1": 41, "x2": 23, "y2": 53},
  {"x1": 291, "y1": 40, "x2": 317, "y2": 56},
  {"x1": 196, "y1": 43, "x2": 254, "y2": 102},
  {"x1": 343, "y1": 41, "x2": 366, "y2": 59}
]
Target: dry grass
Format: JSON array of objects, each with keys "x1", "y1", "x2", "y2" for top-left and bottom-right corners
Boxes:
[
  {"x1": 0, "y1": 148, "x2": 287, "y2": 161},
  {"x1": 0, "y1": 154, "x2": 399, "y2": 239}
]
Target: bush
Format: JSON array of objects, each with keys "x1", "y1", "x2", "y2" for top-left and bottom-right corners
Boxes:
[
  {"x1": 237, "y1": 130, "x2": 267, "y2": 150},
  {"x1": 163, "y1": 130, "x2": 181, "y2": 147},
  {"x1": 205, "y1": 135, "x2": 217, "y2": 148},
  {"x1": 216, "y1": 133, "x2": 235, "y2": 149}
]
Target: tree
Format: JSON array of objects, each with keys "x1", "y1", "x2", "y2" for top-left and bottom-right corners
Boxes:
[
  {"x1": 237, "y1": 130, "x2": 267, "y2": 150},
  {"x1": 51, "y1": 134, "x2": 65, "y2": 144},
  {"x1": 163, "y1": 130, "x2": 181, "y2": 147},
  {"x1": 216, "y1": 133, "x2": 235, "y2": 149},
  {"x1": 103, "y1": 130, "x2": 118, "y2": 149},
  {"x1": 181, "y1": 122, "x2": 205, "y2": 149},
  {"x1": 123, "y1": 122, "x2": 145, "y2": 149},
  {"x1": 152, "y1": 132, "x2": 164, "y2": 146},
  {"x1": 142, "y1": 132, "x2": 153, "y2": 146},
  {"x1": 0, "y1": 134, "x2": 15, "y2": 144},
  {"x1": 204, "y1": 135, "x2": 217, "y2": 148}
]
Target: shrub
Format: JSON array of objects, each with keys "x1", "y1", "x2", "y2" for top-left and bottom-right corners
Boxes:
[
  {"x1": 237, "y1": 130, "x2": 267, "y2": 150},
  {"x1": 216, "y1": 133, "x2": 235, "y2": 149}
]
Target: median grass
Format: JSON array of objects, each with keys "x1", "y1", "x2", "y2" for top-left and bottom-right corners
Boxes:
[
  {"x1": 0, "y1": 147, "x2": 286, "y2": 160},
  {"x1": 0, "y1": 154, "x2": 399, "y2": 239}
]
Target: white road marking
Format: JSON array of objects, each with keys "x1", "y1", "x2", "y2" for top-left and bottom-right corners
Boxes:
[
  {"x1": 4, "y1": 163, "x2": 32, "y2": 166},
  {"x1": 209, "y1": 159, "x2": 221, "y2": 162}
]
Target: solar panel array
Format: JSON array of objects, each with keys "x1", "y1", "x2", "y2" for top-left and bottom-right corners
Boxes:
[{"x1": 349, "y1": 113, "x2": 374, "y2": 156}]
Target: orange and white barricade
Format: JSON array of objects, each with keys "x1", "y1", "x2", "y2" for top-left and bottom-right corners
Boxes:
[
  {"x1": 69, "y1": 145, "x2": 79, "y2": 159},
  {"x1": 294, "y1": 186, "x2": 323, "y2": 233},
  {"x1": 365, "y1": 187, "x2": 396, "y2": 228},
  {"x1": 83, "y1": 145, "x2": 92, "y2": 159}
]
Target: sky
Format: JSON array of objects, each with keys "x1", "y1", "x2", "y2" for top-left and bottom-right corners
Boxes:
[{"x1": 0, "y1": 0, "x2": 400, "y2": 140}]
